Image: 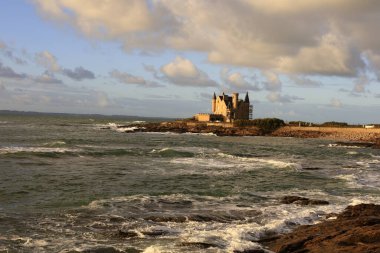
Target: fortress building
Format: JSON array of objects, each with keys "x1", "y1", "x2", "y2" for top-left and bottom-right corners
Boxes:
[{"x1": 195, "y1": 92, "x2": 252, "y2": 122}]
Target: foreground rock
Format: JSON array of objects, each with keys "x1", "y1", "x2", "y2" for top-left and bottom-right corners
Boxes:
[{"x1": 265, "y1": 204, "x2": 380, "y2": 253}]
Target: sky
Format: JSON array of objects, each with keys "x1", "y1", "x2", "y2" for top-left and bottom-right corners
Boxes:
[{"x1": 1, "y1": 0, "x2": 380, "y2": 123}]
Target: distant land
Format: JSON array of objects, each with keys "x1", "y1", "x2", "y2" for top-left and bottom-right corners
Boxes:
[{"x1": 0, "y1": 110, "x2": 173, "y2": 121}]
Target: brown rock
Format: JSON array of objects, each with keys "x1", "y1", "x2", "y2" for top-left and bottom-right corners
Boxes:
[
  {"x1": 373, "y1": 138, "x2": 380, "y2": 149},
  {"x1": 265, "y1": 204, "x2": 380, "y2": 253},
  {"x1": 280, "y1": 196, "x2": 329, "y2": 205}
]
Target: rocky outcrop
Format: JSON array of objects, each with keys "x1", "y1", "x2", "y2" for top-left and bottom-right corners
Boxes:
[
  {"x1": 265, "y1": 204, "x2": 380, "y2": 253},
  {"x1": 280, "y1": 196, "x2": 329, "y2": 205},
  {"x1": 122, "y1": 122, "x2": 261, "y2": 136}
]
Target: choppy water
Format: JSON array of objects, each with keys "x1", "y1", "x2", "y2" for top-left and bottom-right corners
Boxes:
[{"x1": 1, "y1": 114, "x2": 380, "y2": 252}]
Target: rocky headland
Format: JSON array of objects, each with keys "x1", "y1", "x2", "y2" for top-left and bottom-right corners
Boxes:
[
  {"x1": 125, "y1": 121, "x2": 262, "y2": 136},
  {"x1": 264, "y1": 203, "x2": 380, "y2": 253},
  {"x1": 117, "y1": 121, "x2": 380, "y2": 147}
]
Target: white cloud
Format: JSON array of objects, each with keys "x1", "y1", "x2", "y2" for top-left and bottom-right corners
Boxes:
[
  {"x1": 35, "y1": 51, "x2": 60, "y2": 72},
  {"x1": 278, "y1": 31, "x2": 364, "y2": 76},
  {"x1": 160, "y1": 56, "x2": 218, "y2": 87},
  {"x1": 32, "y1": 0, "x2": 380, "y2": 77},
  {"x1": 110, "y1": 70, "x2": 164, "y2": 87},
  {"x1": 221, "y1": 68, "x2": 260, "y2": 91}
]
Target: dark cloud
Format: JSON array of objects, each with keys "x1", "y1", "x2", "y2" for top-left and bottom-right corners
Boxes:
[
  {"x1": 62, "y1": 66, "x2": 95, "y2": 81},
  {"x1": 3, "y1": 50, "x2": 27, "y2": 65},
  {"x1": 0, "y1": 62, "x2": 26, "y2": 79},
  {"x1": 266, "y1": 92, "x2": 304, "y2": 103},
  {"x1": 110, "y1": 69, "x2": 164, "y2": 87}
]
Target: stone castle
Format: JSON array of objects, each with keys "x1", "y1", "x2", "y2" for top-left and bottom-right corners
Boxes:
[{"x1": 195, "y1": 92, "x2": 252, "y2": 122}]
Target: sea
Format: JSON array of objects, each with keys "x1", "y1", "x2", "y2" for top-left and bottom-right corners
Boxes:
[{"x1": 1, "y1": 113, "x2": 380, "y2": 253}]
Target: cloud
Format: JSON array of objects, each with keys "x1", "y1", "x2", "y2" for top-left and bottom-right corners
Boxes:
[
  {"x1": 330, "y1": 98, "x2": 343, "y2": 108},
  {"x1": 62, "y1": 66, "x2": 95, "y2": 81},
  {"x1": 352, "y1": 74, "x2": 370, "y2": 94},
  {"x1": 160, "y1": 56, "x2": 218, "y2": 87},
  {"x1": 221, "y1": 68, "x2": 260, "y2": 91},
  {"x1": 110, "y1": 69, "x2": 164, "y2": 87},
  {"x1": 3, "y1": 50, "x2": 27, "y2": 65},
  {"x1": 0, "y1": 62, "x2": 26, "y2": 79},
  {"x1": 35, "y1": 51, "x2": 60, "y2": 72},
  {"x1": 366, "y1": 51, "x2": 380, "y2": 81},
  {"x1": 0, "y1": 42, "x2": 27, "y2": 65},
  {"x1": 0, "y1": 41, "x2": 27, "y2": 65},
  {"x1": 289, "y1": 75, "x2": 323, "y2": 87},
  {"x1": 266, "y1": 92, "x2": 303, "y2": 104},
  {"x1": 263, "y1": 71, "x2": 282, "y2": 91},
  {"x1": 32, "y1": 71, "x2": 63, "y2": 84},
  {"x1": 35, "y1": 50, "x2": 95, "y2": 81},
  {"x1": 278, "y1": 31, "x2": 364, "y2": 76},
  {"x1": 32, "y1": 0, "x2": 380, "y2": 77}
]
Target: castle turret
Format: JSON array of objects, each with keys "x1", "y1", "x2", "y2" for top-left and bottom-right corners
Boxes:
[
  {"x1": 244, "y1": 92, "x2": 250, "y2": 103},
  {"x1": 232, "y1": 93, "x2": 238, "y2": 109},
  {"x1": 212, "y1": 92, "x2": 216, "y2": 113}
]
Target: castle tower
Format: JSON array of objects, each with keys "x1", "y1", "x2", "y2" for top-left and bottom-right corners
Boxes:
[
  {"x1": 232, "y1": 93, "x2": 238, "y2": 109},
  {"x1": 212, "y1": 92, "x2": 216, "y2": 113}
]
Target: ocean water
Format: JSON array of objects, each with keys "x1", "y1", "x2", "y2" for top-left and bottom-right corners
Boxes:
[{"x1": 1, "y1": 114, "x2": 380, "y2": 252}]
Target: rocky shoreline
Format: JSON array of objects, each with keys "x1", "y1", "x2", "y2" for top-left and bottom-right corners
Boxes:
[
  {"x1": 263, "y1": 203, "x2": 380, "y2": 253},
  {"x1": 116, "y1": 121, "x2": 380, "y2": 148}
]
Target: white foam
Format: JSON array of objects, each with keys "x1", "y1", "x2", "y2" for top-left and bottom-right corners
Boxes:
[
  {"x1": 43, "y1": 141, "x2": 66, "y2": 146},
  {"x1": 184, "y1": 132, "x2": 217, "y2": 136},
  {"x1": 0, "y1": 146, "x2": 79, "y2": 154},
  {"x1": 23, "y1": 239, "x2": 48, "y2": 247},
  {"x1": 328, "y1": 143, "x2": 362, "y2": 149},
  {"x1": 170, "y1": 153, "x2": 301, "y2": 175},
  {"x1": 349, "y1": 195, "x2": 380, "y2": 205},
  {"x1": 143, "y1": 246, "x2": 163, "y2": 253},
  {"x1": 334, "y1": 174, "x2": 361, "y2": 188}
]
